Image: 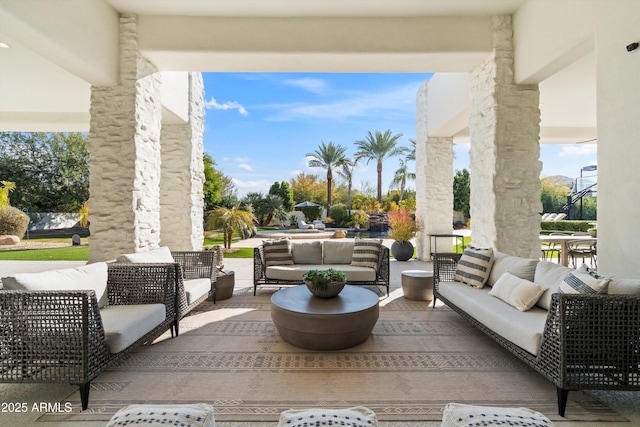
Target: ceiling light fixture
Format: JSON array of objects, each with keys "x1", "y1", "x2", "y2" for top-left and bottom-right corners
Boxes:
[{"x1": 0, "y1": 42, "x2": 10, "y2": 49}]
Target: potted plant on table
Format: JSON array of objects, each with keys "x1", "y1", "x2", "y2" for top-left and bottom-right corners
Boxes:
[
  {"x1": 303, "y1": 268, "x2": 348, "y2": 298},
  {"x1": 387, "y1": 209, "x2": 422, "y2": 261}
]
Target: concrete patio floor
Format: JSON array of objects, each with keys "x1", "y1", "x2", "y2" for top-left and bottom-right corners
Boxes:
[{"x1": 1, "y1": 234, "x2": 639, "y2": 426}]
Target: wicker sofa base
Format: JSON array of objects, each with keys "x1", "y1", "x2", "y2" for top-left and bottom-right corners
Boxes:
[{"x1": 433, "y1": 253, "x2": 640, "y2": 417}]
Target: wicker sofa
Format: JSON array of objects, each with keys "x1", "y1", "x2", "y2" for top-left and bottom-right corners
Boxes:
[
  {"x1": 0, "y1": 262, "x2": 178, "y2": 410},
  {"x1": 253, "y1": 239, "x2": 390, "y2": 295},
  {"x1": 433, "y1": 250, "x2": 640, "y2": 416},
  {"x1": 116, "y1": 247, "x2": 217, "y2": 334}
]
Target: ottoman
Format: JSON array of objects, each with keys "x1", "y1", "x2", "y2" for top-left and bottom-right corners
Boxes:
[
  {"x1": 401, "y1": 270, "x2": 434, "y2": 301},
  {"x1": 441, "y1": 402, "x2": 552, "y2": 427},
  {"x1": 106, "y1": 403, "x2": 215, "y2": 427}
]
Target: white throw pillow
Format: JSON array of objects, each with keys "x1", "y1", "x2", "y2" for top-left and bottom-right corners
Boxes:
[
  {"x1": 453, "y1": 247, "x2": 494, "y2": 289},
  {"x1": 1, "y1": 262, "x2": 109, "y2": 308},
  {"x1": 277, "y1": 406, "x2": 377, "y2": 427},
  {"x1": 116, "y1": 246, "x2": 175, "y2": 263},
  {"x1": 441, "y1": 402, "x2": 551, "y2": 427},
  {"x1": 489, "y1": 272, "x2": 546, "y2": 311},
  {"x1": 559, "y1": 265, "x2": 609, "y2": 295}
]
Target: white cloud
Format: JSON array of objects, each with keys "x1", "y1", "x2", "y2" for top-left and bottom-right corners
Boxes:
[
  {"x1": 235, "y1": 157, "x2": 250, "y2": 163},
  {"x1": 231, "y1": 178, "x2": 272, "y2": 197},
  {"x1": 238, "y1": 163, "x2": 253, "y2": 171},
  {"x1": 204, "y1": 96, "x2": 248, "y2": 116},
  {"x1": 283, "y1": 78, "x2": 328, "y2": 94},
  {"x1": 263, "y1": 81, "x2": 421, "y2": 122},
  {"x1": 559, "y1": 144, "x2": 597, "y2": 157}
]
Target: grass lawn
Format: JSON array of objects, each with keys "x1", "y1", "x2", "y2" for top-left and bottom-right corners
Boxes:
[{"x1": 0, "y1": 246, "x2": 90, "y2": 261}]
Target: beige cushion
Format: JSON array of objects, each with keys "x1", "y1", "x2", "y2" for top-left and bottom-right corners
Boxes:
[
  {"x1": 116, "y1": 246, "x2": 175, "y2": 263},
  {"x1": 100, "y1": 304, "x2": 166, "y2": 353},
  {"x1": 107, "y1": 403, "x2": 215, "y2": 427},
  {"x1": 489, "y1": 272, "x2": 546, "y2": 312},
  {"x1": 487, "y1": 252, "x2": 537, "y2": 286},
  {"x1": 184, "y1": 278, "x2": 212, "y2": 305},
  {"x1": 559, "y1": 265, "x2": 609, "y2": 294},
  {"x1": 441, "y1": 402, "x2": 551, "y2": 427},
  {"x1": 453, "y1": 247, "x2": 494, "y2": 289},
  {"x1": 1, "y1": 262, "x2": 109, "y2": 308},
  {"x1": 291, "y1": 241, "x2": 323, "y2": 264},
  {"x1": 351, "y1": 239, "x2": 382, "y2": 270},
  {"x1": 533, "y1": 261, "x2": 574, "y2": 310},
  {"x1": 438, "y1": 281, "x2": 548, "y2": 355},
  {"x1": 266, "y1": 264, "x2": 376, "y2": 282},
  {"x1": 277, "y1": 406, "x2": 377, "y2": 427},
  {"x1": 607, "y1": 276, "x2": 640, "y2": 295},
  {"x1": 323, "y1": 240, "x2": 355, "y2": 264},
  {"x1": 263, "y1": 238, "x2": 294, "y2": 266}
]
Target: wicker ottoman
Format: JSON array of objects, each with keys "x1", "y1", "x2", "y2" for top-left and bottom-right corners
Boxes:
[
  {"x1": 401, "y1": 270, "x2": 434, "y2": 301},
  {"x1": 106, "y1": 403, "x2": 215, "y2": 427},
  {"x1": 441, "y1": 402, "x2": 552, "y2": 427}
]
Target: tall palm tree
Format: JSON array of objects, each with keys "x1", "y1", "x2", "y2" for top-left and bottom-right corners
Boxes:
[
  {"x1": 306, "y1": 141, "x2": 349, "y2": 211},
  {"x1": 354, "y1": 130, "x2": 406, "y2": 203},
  {"x1": 336, "y1": 158, "x2": 358, "y2": 214},
  {"x1": 390, "y1": 157, "x2": 416, "y2": 200}
]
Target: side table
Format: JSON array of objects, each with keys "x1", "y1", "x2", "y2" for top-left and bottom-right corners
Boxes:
[
  {"x1": 401, "y1": 270, "x2": 434, "y2": 301},
  {"x1": 215, "y1": 271, "x2": 235, "y2": 301}
]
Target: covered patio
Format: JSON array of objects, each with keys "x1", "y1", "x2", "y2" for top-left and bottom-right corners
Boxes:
[{"x1": 1, "y1": 0, "x2": 639, "y2": 425}]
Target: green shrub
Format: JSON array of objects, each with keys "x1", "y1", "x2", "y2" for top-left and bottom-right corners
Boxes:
[
  {"x1": 0, "y1": 206, "x2": 29, "y2": 237},
  {"x1": 329, "y1": 203, "x2": 349, "y2": 226},
  {"x1": 541, "y1": 220, "x2": 592, "y2": 233}
]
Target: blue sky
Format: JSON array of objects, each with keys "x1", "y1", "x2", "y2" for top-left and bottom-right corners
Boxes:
[{"x1": 202, "y1": 73, "x2": 597, "y2": 198}]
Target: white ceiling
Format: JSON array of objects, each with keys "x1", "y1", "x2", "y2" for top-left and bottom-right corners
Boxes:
[{"x1": 0, "y1": 0, "x2": 594, "y2": 141}]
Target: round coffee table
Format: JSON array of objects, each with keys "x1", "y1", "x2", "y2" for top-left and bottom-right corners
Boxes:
[{"x1": 271, "y1": 285, "x2": 379, "y2": 351}]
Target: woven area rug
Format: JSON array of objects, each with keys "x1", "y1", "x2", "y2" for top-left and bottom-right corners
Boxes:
[{"x1": 40, "y1": 286, "x2": 625, "y2": 423}]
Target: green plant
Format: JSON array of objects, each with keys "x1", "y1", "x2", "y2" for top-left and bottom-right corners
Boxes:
[
  {"x1": 329, "y1": 203, "x2": 349, "y2": 225},
  {"x1": 0, "y1": 180, "x2": 16, "y2": 209},
  {"x1": 207, "y1": 204, "x2": 257, "y2": 249},
  {"x1": 387, "y1": 209, "x2": 422, "y2": 243},
  {"x1": 78, "y1": 200, "x2": 89, "y2": 228},
  {"x1": 302, "y1": 268, "x2": 347, "y2": 291},
  {"x1": 351, "y1": 210, "x2": 368, "y2": 227},
  {"x1": 0, "y1": 205, "x2": 29, "y2": 237}
]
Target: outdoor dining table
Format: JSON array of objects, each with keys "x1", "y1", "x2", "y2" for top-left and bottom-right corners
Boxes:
[{"x1": 539, "y1": 234, "x2": 596, "y2": 267}]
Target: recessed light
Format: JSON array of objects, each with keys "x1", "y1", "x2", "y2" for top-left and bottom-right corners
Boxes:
[{"x1": 0, "y1": 42, "x2": 9, "y2": 49}]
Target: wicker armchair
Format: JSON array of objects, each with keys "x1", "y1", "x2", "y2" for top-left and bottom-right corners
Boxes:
[
  {"x1": 0, "y1": 263, "x2": 178, "y2": 410},
  {"x1": 433, "y1": 253, "x2": 640, "y2": 416}
]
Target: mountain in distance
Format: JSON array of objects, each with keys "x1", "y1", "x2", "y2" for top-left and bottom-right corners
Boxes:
[{"x1": 544, "y1": 175, "x2": 574, "y2": 188}]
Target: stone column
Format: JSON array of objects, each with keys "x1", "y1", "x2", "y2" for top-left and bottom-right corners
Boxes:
[
  {"x1": 88, "y1": 15, "x2": 163, "y2": 262},
  {"x1": 468, "y1": 15, "x2": 542, "y2": 258},
  {"x1": 415, "y1": 81, "x2": 455, "y2": 260},
  {"x1": 160, "y1": 72, "x2": 206, "y2": 250}
]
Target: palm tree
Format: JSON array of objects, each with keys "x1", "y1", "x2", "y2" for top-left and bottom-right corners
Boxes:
[
  {"x1": 336, "y1": 158, "x2": 358, "y2": 214},
  {"x1": 0, "y1": 181, "x2": 16, "y2": 210},
  {"x1": 306, "y1": 141, "x2": 349, "y2": 211},
  {"x1": 390, "y1": 157, "x2": 416, "y2": 200},
  {"x1": 207, "y1": 204, "x2": 257, "y2": 249},
  {"x1": 354, "y1": 130, "x2": 406, "y2": 203}
]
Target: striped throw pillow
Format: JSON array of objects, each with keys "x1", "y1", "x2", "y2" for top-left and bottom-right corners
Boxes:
[
  {"x1": 559, "y1": 265, "x2": 609, "y2": 294},
  {"x1": 263, "y1": 239, "x2": 294, "y2": 266},
  {"x1": 351, "y1": 239, "x2": 382, "y2": 270},
  {"x1": 454, "y1": 247, "x2": 494, "y2": 288}
]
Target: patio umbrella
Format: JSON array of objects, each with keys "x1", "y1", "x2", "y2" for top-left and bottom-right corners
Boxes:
[{"x1": 293, "y1": 201, "x2": 321, "y2": 209}]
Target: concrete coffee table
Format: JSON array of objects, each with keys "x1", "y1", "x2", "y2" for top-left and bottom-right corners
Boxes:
[{"x1": 271, "y1": 285, "x2": 379, "y2": 351}]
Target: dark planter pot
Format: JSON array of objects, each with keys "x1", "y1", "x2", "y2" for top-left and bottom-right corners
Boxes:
[{"x1": 391, "y1": 241, "x2": 414, "y2": 261}]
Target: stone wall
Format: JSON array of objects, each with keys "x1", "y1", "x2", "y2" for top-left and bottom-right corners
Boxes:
[
  {"x1": 468, "y1": 16, "x2": 542, "y2": 258},
  {"x1": 160, "y1": 72, "x2": 205, "y2": 250},
  {"x1": 88, "y1": 15, "x2": 163, "y2": 261}
]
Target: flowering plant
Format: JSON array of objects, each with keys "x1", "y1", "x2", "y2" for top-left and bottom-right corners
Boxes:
[{"x1": 387, "y1": 209, "x2": 422, "y2": 243}]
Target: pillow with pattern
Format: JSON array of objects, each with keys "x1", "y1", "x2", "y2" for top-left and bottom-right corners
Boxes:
[
  {"x1": 263, "y1": 238, "x2": 294, "y2": 266},
  {"x1": 277, "y1": 406, "x2": 377, "y2": 427},
  {"x1": 559, "y1": 264, "x2": 609, "y2": 294},
  {"x1": 453, "y1": 247, "x2": 494, "y2": 288}
]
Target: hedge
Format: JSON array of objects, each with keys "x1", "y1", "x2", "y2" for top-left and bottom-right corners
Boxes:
[{"x1": 541, "y1": 220, "x2": 594, "y2": 233}]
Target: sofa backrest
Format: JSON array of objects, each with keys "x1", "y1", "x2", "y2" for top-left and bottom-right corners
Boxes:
[
  {"x1": 291, "y1": 241, "x2": 323, "y2": 264},
  {"x1": 116, "y1": 246, "x2": 175, "y2": 263},
  {"x1": 487, "y1": 252, "x2": 537, "y2": 287},
  {"x1": 1, "y1": 262, "x2": 109, "y2": 308},
  {"x1": 322, "y1": 240, "x2": 356, "y2": 264}
]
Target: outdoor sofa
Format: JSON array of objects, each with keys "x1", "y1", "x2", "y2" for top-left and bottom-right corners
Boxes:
[
  {"x1": 253, "y1": 238, "x2": 390, "y2": 295},
  {"x1": 0, "y1": 262, "x2": 178, "y2": 410},
  {"x1": 433, "y1": 249, "x2": 640, "y2": 416}
]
